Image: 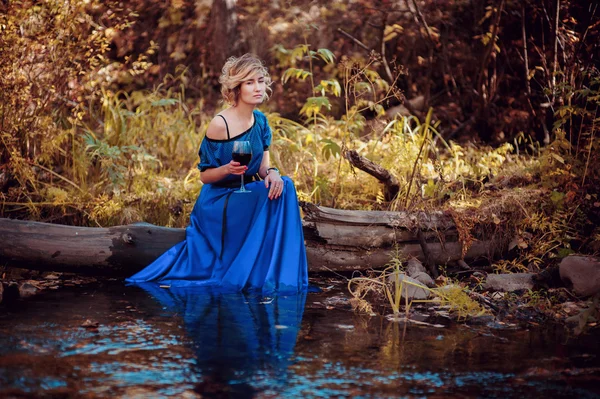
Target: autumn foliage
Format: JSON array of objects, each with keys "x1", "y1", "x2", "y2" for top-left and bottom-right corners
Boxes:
[{"x1": 0, "y1": 0, "x2": 599, "y2": 268}]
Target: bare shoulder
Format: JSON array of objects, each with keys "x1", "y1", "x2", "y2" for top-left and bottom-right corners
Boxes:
[{"x1": 206, "y1": 115, "x2": 229, "y2": 140}]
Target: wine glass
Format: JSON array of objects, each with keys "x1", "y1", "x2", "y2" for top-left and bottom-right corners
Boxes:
[{"x1": 232, "y1": 141, "x2": 253, "y2": 193}]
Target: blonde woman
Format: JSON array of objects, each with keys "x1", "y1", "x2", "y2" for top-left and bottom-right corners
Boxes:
[{"x1": 127, "y1": 54, "x2": 308, "y2": 293}]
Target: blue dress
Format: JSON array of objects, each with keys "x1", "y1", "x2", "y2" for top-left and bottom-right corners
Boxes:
[
  {"x1": 126, "y1": 110, "x2": 309, "y2": 293},
  {"x1": 135, "y1": 283, "x2": 306, "y2": 388}
]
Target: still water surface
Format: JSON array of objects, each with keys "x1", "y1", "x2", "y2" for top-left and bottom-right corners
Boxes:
[{"x1": 0, "y1": 282, "x2": 599, "y2": 398}]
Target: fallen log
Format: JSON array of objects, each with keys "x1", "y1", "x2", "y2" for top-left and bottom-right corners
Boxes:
[{"x1": 0, "y1": 203, "x2": 507, "y2": 276}]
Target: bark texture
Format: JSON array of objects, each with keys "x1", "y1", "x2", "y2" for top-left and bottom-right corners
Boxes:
[{"x1": 0, "y1": 203, "x2": 506, "y2": 276}]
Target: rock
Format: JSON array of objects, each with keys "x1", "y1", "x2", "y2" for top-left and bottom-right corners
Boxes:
[
  {"x1": 483, "y1": 273, "x2": 535, "y2": 292},
  {"x1": 559, "y1": 255, "x2": 600, "y2": 297},
  {"x1": 387, "y1": 272, "x2": 430, "y2": 300},
  {"x1": 406, "y1": 258, "x2": 435, "y2": 287},
  {"x1": 406, "y1": 257, "x2": 427, "y2": 275},
  {"x1": 559, "y1": 301, "x2": 585, "y2": 318},
  {"x1": 323, "y1": 296, "x2": 350, "y2": 309},
  {"x1": 18, "y1": 281, "x2": 39, "y2": 298},
  {"x1": 385, "y1": 95, "x2": 425, "y2": 118}
]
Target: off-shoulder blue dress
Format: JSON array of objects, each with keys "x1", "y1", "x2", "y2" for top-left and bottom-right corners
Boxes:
[{"x1": 126, "y1": 110, "x2": 309, "y2": 293}]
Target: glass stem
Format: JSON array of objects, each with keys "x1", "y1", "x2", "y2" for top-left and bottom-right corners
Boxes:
[{"x1": 240, "y1": 174, "x2": 245, "y2": 192}]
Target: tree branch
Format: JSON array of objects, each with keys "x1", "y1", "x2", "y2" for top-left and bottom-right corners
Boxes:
[
  {"x1": 522, "y1": 4, "x2": 531, "y2": 96},
  {"x1": 476, "y1": 0, "x2": 506, "y2": 100},
  {"x1": 336, "y1": 28, "x2": 370, "y2": 52},
  {"x1": 345, "y1": 150, "x2": 400, "y2": 201}
]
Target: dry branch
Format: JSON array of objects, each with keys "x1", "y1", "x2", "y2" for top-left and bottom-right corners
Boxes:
[{"x1": 345, "y1": 150, "x2": 400, "y2": 201}]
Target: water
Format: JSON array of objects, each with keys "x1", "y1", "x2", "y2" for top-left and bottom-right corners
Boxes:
[{"x1": 0, "y1": 282, "x2": 599, "y2": 398}]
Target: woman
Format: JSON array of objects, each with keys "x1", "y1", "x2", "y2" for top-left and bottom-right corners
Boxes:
[{"x1": 126, "y1": 54, "x2": 309, "y2": 293}]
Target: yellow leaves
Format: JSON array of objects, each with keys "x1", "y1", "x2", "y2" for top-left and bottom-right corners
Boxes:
[
  {"x1": 551, "y1": 153, "x2": 565, "y2": 164},
  {"x1": 104, "y1": 27, "x2": 117, "y2": 40},
  {"x1": 45, "y1": 187, "x2": 69, "y2": 204},
  {"x1": 314, "y1": 79, "x2": 341, "y2": 97},
  {"x1": 169, "y1": 51, "x2": 186, "y2": 61},
  {"x1": 304, "y1": 133, "x2": 314, "y2": 145},
  {"x1": 376, "y1": 190, "x2": 385, "y2": 204},
  {"x1": 421, "y1": 179, "x2": 436, "y2": 199},
  {"x1": 491, "y1": 213, "x2": 501, "y2": 225},
  {"x1": 383, "y1": 24, "x2": 403, "y2": 42}
]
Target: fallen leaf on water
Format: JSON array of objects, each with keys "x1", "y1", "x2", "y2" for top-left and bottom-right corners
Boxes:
[{"x1": 81, "y1": 319, "x2": 99, "y2": 328}]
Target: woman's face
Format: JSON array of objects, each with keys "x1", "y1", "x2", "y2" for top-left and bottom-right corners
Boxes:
[{"x1": 237, "y1": 72, "x2": 266, "y2": 106}]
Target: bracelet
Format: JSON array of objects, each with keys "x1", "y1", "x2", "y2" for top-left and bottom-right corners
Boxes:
[{"x1": 266, "y1": 167, "x2": 280, "y2": 175}]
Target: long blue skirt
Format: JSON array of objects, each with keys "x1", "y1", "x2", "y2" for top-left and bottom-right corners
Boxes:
[{"x1": 126, "y1": 176, "x2": 308, "y2": 293}]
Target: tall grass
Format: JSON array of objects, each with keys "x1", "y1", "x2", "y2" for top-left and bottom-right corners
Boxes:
[{"x1": 1, "y1": 77, "x2": 528, "y2": 227}]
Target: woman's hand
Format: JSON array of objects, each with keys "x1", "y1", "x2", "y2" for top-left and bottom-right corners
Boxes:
[
  {"x1": 264, "y1": 171, "x2": 283, "y2": 200},
  {"x1": 224, "y1": 160, "x2": 247, "y2": 175}
]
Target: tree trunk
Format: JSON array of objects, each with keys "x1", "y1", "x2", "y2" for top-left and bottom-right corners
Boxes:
[
  {"x1": 204, "y1": 0, "x2": 238, "y2": 73},
  {"x1": 0, "y1": 203, "x2": 507, "y2": 276}
]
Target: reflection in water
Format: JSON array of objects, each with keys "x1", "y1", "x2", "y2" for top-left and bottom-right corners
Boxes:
[
  {"x1": 134, "y1": 283, "x2": 306, "y2": 398},
  {"x1": 2, "y1": 283, "x2": 600, "y2": 398}
]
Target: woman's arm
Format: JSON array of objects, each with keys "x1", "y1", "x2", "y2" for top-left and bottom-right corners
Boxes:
[
  {"x1": 200, "y1": 164, "x2": 244, "y2": 184},
  {"x1": 259, "y1": 150, "x2": 283, "y2": 200},
  {"x1": 199, "y1": 116, "x2": 246, "y2": 184},
  {"x1": 258, "y1": 151, "x2": 272, "y2": 179}
]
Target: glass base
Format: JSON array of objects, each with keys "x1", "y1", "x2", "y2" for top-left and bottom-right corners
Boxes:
[{"x1": 233, "y1": 188, "x2": 251, "y2": 194}]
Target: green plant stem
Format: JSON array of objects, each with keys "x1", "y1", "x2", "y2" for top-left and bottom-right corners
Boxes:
[{"x1": 404, "y1": 108, "x2": 433, "y2": 208}]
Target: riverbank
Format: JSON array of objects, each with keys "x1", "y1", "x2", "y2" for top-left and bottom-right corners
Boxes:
[{"x1": 2, "y1": 263, "x2": 598, "y2": 336}]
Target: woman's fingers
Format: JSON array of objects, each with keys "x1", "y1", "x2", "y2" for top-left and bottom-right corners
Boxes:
[
  {"x1": 268, "y1": 179, "x2": 283, "y2": 199},
  {"x1": 228, "y1": 161, "x2": 247, "y2": 175}
]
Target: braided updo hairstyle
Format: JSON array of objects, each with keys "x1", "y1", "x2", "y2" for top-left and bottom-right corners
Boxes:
[{"x1": 219, "y1": 53, "x2": 273, "y2": 105}]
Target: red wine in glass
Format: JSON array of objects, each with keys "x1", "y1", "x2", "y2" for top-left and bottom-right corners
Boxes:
[
  {"x1": 232, "y1": 153, "x2": 252, "y2": 166},
  {"x1": 232, "y1": 141, "x2": 252, "y2": 193}
]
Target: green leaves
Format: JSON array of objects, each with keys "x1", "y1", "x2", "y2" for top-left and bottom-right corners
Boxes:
[
  {"x1": 299, "y1": 96, "x2": 331, "y2": 117},
  {"x1": 281, "y1": 68, "x2": 312, "y2": 84},
  {"x1": 321, "y1": 138, "x2": 341, "y2": 160},
  {"x1": 151, "y1": 98, "x2": 179, "y2": 107},
  {"x1": 550, "y1": 190, "x2": 565, "y2": 208},
  {"x1": 83, "y1": 131, "x2": 159, "y2": 191},
  {"x1": 315, "y1": 48, "x2": 335, "y2": 65}
]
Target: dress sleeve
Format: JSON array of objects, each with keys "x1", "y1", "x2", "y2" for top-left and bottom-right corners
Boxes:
[
  {"x1": 197, "y1": 139, "x2": 219, "y2": 171},
  {"x1": 260, "y1": 112, "x2": 272, "y2": 151}
]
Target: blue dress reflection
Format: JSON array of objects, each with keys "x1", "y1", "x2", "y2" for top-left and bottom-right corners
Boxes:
[{"x1": 136, "y1": 283, "x2": 306, "y2": 397}]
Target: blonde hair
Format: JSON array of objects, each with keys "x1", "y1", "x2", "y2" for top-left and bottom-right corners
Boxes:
[{"x1": 219, "y1": 53, "x2": 272, "y2": 105}]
